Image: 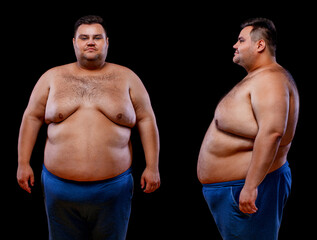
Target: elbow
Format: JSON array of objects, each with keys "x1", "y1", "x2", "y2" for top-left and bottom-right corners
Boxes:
[
  {"x1": 271, "y1": 132, "x2": 283, "y2": 142},
  {"x1": 266, "y1": 129, "x2": 285, "y2": 144},
  {"x1": 256, "y1": 127, "x2": 285, "y2": 144}
]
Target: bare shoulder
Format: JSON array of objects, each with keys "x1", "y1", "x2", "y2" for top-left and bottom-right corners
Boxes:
[
  {"x1": 26, "y1": 64, "x2": 75, "y2": 113},
  {"x1": 106, "y1": 62, "x2": 141, "y2": 83},
  {"x1": 39, "y1": 63, "x2": 74, "y2": 84},
  {"x1": 250, "y1": 65, "x2": 296, "y2": 93},
  {"x1": 106, "y1": 63, "x2": 137, "y2": 76},
  {"x1": 248, "y1": 64, "x2": 299, "y2": 117}
]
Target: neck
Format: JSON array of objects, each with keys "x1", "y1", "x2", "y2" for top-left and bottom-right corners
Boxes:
[
  {"x1": 76, "y1": 59, "x2": 106, "y2": 71},
  {"x1": 246, "y1": 54, "x2": 276, "y2": 73}
]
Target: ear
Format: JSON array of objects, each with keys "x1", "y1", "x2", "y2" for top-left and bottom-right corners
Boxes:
[{"x1": 256, "y1": 39, "x2": 266, "y2": 53}]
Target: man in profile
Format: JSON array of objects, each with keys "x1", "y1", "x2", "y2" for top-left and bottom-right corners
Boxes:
[
  {"x1": 197, "y1": 18, "x2": 299, "y2": 240},
  {"x1": 17, "y1": 15, "x2": 160, "y2": 240}
]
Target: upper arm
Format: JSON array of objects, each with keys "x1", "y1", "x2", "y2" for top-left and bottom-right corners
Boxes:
[
  {"x1": 128, "y1": 71, "x2": 155, "y2": 122},
  {"x1": 251, "y1": 73, "x2": 290, "y2": 137},
  {"x1": 24, "y1": 70, "x2": 51, "y2": 121}
]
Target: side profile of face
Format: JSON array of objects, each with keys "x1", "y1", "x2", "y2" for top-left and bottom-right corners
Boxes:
[
  {"x1": 73, "y1": 23, "x2": 109, "y2": 68},
  {"x1": 233, "y1": 26, "x2": 256, "y2": 69}
]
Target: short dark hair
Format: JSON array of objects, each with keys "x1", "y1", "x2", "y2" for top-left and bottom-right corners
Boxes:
[
  {"x1": 241, "y1": 18, "x2": 277, "y2": 56},
  {"x1": 74, "y1": 15, "x2": 107, "y2": 37}
]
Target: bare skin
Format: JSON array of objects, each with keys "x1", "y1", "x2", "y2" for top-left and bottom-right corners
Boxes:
[
  {"x1": 197, "y1": 26, "x2": 299, "y2": 214},
  {"x1": 17, "y1": 23, "x2": 160, "y2": 194}
]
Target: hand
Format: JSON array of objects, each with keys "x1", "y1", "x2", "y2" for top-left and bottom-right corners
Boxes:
[
  {"x1": 17, "y1": 164, "x2": 34, "y2": 194},
  {"x1": 140, "y1": 167, "x2": 160, "y2": 193},
  {"x1": 239, "y1": 186, "x2": 258, "y2": 214}
]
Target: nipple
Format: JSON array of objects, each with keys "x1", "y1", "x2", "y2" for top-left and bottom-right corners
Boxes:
[
  {"x1": 59, "y1": 113, "x2": 64, "y2": 119},
  {"x1": 116, "y1": 113, "x2": 123, "y2": 120}
]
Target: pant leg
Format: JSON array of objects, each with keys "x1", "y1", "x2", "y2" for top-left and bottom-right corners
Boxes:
[
  {"x1": 41, "y1": 168, "x2": 90, "y2": 240},
  {"x1": 249, "y1": 163, "x2": 291, "y2": 239},
  {"x1": 203, "y1": 181, "x2": 252, "y2": 240},
  {"x1": 203, "y1": 162, "x2": 292, "y2": 240},
  {"x1": 88, "y1": 173, "x2": 134, "y2": 240}
]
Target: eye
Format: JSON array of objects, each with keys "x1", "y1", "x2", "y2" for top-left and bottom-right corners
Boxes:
[
  {"x1": 79, "y1": 36, "x2": 88, "y2": 40},
  {"x1": 94, "y1": 35, "x2": 103, "y2": 40}
]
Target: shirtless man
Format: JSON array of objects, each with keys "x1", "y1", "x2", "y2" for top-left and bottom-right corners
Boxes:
[
  {"x1": 197, "y1": 18, "x2": 299, "y2": 240},
  {"x1": 17, "y1": 15, "x2": 160, "y2": 240}
]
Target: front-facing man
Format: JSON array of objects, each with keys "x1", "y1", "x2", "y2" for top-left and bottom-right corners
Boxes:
[
  {"x1": 197, "y1": 18, "x2": 299, "y2": 240},
  {"x1": 17, "y1": 15, "x2": 160, "y2": 240}
]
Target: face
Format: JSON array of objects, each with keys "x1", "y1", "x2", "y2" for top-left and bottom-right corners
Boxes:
[
  {"x1": 233, "y1": 26, "x2": 256, "y2": 68},
  {"x1": 73, "y1": 24, "x2": 109, "y2": 64}
]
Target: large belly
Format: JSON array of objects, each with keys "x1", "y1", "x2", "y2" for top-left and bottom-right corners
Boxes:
[
  {"x1": 197, "y1": 121, "x2": 254, "y2": 183},
  {"x1": 197, "y1": 120, "x2": 289, "y2": 184},
  {"x1": 202, "y1": 121, "x2": 254, "y2": 156},
  {"x1": 44, "y1": 108, "x2": 132, "y2": 181}
]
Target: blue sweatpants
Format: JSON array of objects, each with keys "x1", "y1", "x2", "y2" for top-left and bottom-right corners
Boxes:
[
  {"x1": 202, "y1": 162, "x2": 291, "y2": 240},
  {"x1": 41, "y1": 165, "x2": 133, "y2": 240}
]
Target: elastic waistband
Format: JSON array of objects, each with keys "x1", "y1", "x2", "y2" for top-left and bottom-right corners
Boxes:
[
  {"x1": 42, "y1": 164, "x2": 132, "y2": 185},
  {"x1": 203, "y1": 161, "x2": 290, "y2": 188}
]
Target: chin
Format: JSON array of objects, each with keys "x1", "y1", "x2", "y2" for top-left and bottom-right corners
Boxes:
[
  {"x1": 233, "y1": 56, "x2": 239, "y2": 64},
  {"x1": 83, "y1": 54, "x2": 100, "y2": 61}
]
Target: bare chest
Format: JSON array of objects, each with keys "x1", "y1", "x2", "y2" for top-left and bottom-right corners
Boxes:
[
  {"x1": 214, "y1": 82, "x2": 258, "y2": 138},
  {"x1": 45, "y1": 74, "x2": 136, "y2": 127}
]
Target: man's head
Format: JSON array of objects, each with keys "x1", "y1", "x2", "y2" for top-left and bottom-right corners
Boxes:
[
  {"x1": 233, "y1": 18, "x2": 277, "y2": 70},
  {"x1": 74, "y1": 15, "x2": 107, "y2": 37},
  {"x1": 73, "y1": 15, "x2": 109, "y2": 69}
]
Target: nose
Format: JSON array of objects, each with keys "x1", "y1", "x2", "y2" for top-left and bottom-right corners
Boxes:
[
  {"x1": 233, "y1": 41, "x2": 238, "y2": 49},
  {"x1": 87, "y1": 38, "x2": 96, "y2": 46}
]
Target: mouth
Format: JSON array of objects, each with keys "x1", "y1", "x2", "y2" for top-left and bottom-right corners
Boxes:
[{"x1": 85, "y1": 47, "x2": 97, "y2": 52}]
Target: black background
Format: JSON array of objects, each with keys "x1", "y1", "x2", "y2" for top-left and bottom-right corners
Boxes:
[{"x1": 5, "y1": 2, "x2": 315, "y2": 239}]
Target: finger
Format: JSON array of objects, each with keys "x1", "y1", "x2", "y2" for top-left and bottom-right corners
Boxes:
[
  {"x1": 145, "y1": 182, "x2": 161, "y2": 193},
  {"x1": 154, "y1": 182, "x2": 160, "y2": 190},
  {"x1": 20, "y1": 180, "x2": 31, "y2": 194},
  {"x1": 30, "y1": 174, "x2": 35, "y2": 187},
  {"x1": 25, "y1": 185, "x2": 32, "y2": 194},
  {"x1": 251, "y1": 204, "x2": 258, "y2": 213},
  {"x1": 248, "y1": 201, "x2": 258, "y2": 212},
  {"x1": 140, "y1": 176, "x2": 145, "y2": 189},
  {"x1": 240, "y1": 206, "x2": 250, "y2": 214},
  {"x1": 23, "y1": 176, "x2": 33, "y2": 193},
  {"x1": 240, "y1": 202, "x2": 258, "y2": 214},
  {"x1": 144, "y1": 182, "x2": 153, "y2": 193},
  {"x1": 145, "y1": 181, "x2": 159, "y2": 193},
  {"x1": 25, "y1": 180, "x2": 32, "y2": 193}
]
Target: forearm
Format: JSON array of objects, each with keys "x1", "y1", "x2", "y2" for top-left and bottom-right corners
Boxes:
[
  {"x1": 137, "y1": 117, "x2": 160, "y2": 170},
  {"x1": 244, "y1": 132, "x2": 282, "y2": 189},
  {"x1": 18, "y1": 114, "x2": 44, "y2": 165}
]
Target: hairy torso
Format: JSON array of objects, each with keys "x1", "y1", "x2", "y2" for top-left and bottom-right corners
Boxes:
[{"x1": 44, "y1": 63, "x2": 136, "y2": 181}]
